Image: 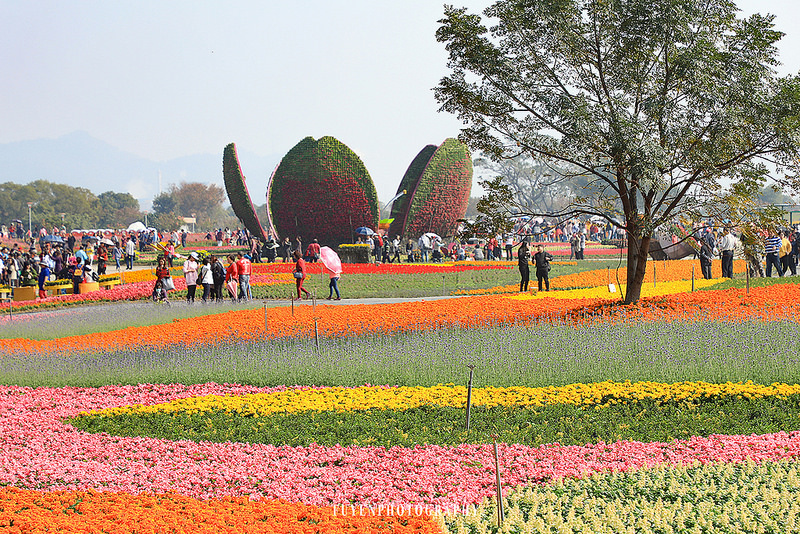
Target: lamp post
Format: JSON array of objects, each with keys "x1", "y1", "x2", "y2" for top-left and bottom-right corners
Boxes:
[
  {"x1": 381, "y1": 189, "x2": 406, "y2": 230},
  {"x1": 144, "y1": 211, "x2": 148, "y2": 228},
  {"x1": 27, "y1": 202, "x2": 33, "y2": 237}
]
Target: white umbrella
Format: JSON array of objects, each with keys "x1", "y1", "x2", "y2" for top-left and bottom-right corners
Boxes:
[
  {"x1": 423, "y1": 232, "x2": 441, "y2": 242},
  {"x1": 100, "y1": 238, "x2": 115, "y2": 246}
]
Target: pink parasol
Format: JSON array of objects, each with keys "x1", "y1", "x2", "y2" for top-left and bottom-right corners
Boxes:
[{"x1": 319, "y1": 246, "x2": 342, "y2": 274}]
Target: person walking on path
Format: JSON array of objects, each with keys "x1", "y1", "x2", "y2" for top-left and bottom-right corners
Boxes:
[
  {"x1": 112, "y1": 242, "x2": 122, "y2": 272},
  {"x1": 225, "y1": 254, "x2": 239, "y2": 302},
  {"x1": 699, "y1": 239, "x2": 714, "y2": 279},
  {"x1": 517, "y1": 241, "x2": 531, "y2": 292},
  {"x1": 165, "y1": 241, "x2": 176, "y2": 268},
  {"x1": 236, "y1": 252, "x2": 252, "y2": 301},
  {"x1": 183, "y1": 252, "x2": 199, "y2": 303},
  {"x1": 153, "y1": 256, "x2": 171, "y2": 302},
  {"x1": 198, "y1": 256, "x2": 214, "y2": 302},
  {"x1": 533, "y1": 244, "x2": 554, "y2": 291},
  {"x1": 577, "y1": 232, "x2": 586, "y2": 260},
  {"x1": 305, "y1": 239, "x2": 321, "y2": 263},
  {"x1": 505, "y1": 234, "x2": 514, "y2": 260},
  {"x1": 211, "y1": 255, "x2": 225, "y2": 302},
  {"x1": 765, "y1": 229, "x2": 783, "y2": 278},
  {"x1": 780, "y1": 230, "x2": 796, "y2": 276},
  {"x1": 125, "y1": 237, "x2": 135, "y2": 270},
  {"x1": 281, "y1": 237, "x2": 291, "y2": 263},
  {"x1": 325, "y1": 264, "x2": 342, "y2": 300},
  {"x1": 718, "y1": 228, "x2": 736, "y2": 278},
  {"x1": 293, "y1": 249, "x2": 311, "y2": 300}
]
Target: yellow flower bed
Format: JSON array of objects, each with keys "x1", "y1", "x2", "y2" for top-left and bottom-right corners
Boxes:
[
  {"x1": 84, "y1": 380, "x2": 800, "y2": 419},
  {"x1": 119, "y1": 270, "x2": 156, "y2": 284},
  {"x1": 507, "y1": 278, "x2": 721, "y2": 300}
]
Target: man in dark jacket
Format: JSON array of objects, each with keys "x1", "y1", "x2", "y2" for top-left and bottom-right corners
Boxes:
[{"x1": 533, "y1": 245, "x2": 554, "y2": 291}]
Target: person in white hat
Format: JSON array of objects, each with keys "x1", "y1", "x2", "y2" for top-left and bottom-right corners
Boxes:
[{"x1": 183, "y1": 252, "x2": 199, "y2": 303}]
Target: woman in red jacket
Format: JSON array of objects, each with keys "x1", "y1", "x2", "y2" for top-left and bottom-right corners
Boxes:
[
  {"x1": 225, "y1": 254, "x2": 239, "y2": 302},
  {"x1": 293, "y1": 249, "x2": 310, "y2": 299},
  {"x1": 153, "y1": 256, "x2": 171, "y2": 302}
]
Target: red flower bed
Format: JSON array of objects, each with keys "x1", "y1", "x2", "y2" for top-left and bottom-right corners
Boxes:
[
  {"x1": 389, "y1": 139, "x2": 472, "y2": 239},
  {"x1": 268, "y1": 136, "x2": 378, "y2": 246}
]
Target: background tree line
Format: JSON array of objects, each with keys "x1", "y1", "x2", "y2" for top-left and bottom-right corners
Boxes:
[{"x1": 0, "y1": 180, "x2": 228, "y2": 231}]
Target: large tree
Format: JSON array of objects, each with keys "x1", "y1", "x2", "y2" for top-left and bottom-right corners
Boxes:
[
  {"x1": 435, "y1": 0, "x2": 800, "y2": 303},
  {"x1": 97, "y1": 191, "x2": 140, "y2": 228},
  {"x1": 170, "y1": 181, "x2": 225, "y2": 227},
  {"x1": 473, "y1": 156, "x2": 575, "y2": 214}
]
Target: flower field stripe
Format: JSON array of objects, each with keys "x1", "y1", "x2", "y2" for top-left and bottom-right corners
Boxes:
[
  {"x1": 458, "y1": 259, "x2": 746, "y2": 294},
  {"x1": 507, "y1": 278, "x2": 722, "y2": 300},
  {"x1": 0, "y1": 487, "x2": 443, "y2": 533},
  {"x1": 3, "y1": 283, "x2": 800, "y2": 356},
  {"x1": 441, "y1": 458, "x2": 800, "y2": 533},
  {"x1": 549, "y1": 259, "x2": 746, "y2": 289},
  {"x1": 82, "y1": 381, "x2": 800, "y2": 419},
  {"x1": 4, "y1": 384, "x2": 800, "y2": 507}
]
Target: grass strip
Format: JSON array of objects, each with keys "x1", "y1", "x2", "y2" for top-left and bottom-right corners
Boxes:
[
  {"x1": 69, "y1": 394, "x2": 800, "y2": 447},
  {"x1": 5, "y1": 318, "x2": 800, "y2": 389}
]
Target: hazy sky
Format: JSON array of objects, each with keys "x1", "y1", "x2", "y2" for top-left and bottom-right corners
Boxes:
[{"x1": 2, "y1": 0, "x2": 799, "y2": 202}]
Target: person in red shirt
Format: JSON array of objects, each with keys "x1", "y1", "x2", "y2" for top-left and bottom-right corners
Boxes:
[
  {"x1": 153, "y1": 256, "x2": 171, "y2": 302},
  {"x1": 235, "y1": 252, "x2": 252, "y2": 301},
  {"x1": 293, "y1": 249, "x2": 310, "y2": 299},
  {"x1": 305, "y1": 239, "x2": 321, "y2": 263},
  {"x1": 225, "y1": 254, "x2": 239, "y2": 302}
]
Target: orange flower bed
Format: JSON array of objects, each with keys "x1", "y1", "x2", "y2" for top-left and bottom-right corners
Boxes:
[
  {"x1": 0, "y1": 487, "x2": 442, "y2": 534},
  {"x1": 2, "y1": 283, "x2": 798, "y2": 356}
]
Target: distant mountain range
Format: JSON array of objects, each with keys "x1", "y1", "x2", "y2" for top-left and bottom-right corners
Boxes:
[{"x1": 0, "y1": 131, "x2": 280, "y2": 209}]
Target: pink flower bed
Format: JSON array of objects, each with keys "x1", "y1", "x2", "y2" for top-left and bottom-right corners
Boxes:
[{"x1": 2, "y1": 384, "x2": 799, "y2": 507}]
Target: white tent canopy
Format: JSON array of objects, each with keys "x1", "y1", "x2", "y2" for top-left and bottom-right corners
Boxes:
[{"x1": 127, "y1": 221, "x2": 147, "y2": 232}]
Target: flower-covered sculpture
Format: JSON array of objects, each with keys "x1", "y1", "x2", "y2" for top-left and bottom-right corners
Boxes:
[
  {"x1": 222, "y1": 143, "x2": 267, "y2": 241},
  {"x1": 268, "y1": 136, "x2": 378, "y2": 245},
  {"x1": 388, "y1": 139, "x2": 472, "y2": 240}
]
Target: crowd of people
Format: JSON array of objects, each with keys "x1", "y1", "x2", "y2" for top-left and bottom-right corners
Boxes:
[{"x1": 696, "y1": 225, "x2": 800, "y2": 280}]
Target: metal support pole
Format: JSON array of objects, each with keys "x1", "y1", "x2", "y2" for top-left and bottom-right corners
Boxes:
[
  {"x1": 492, "y1": 435, "x2": 504, "y2": 527},
  {"x1": 465, "y1": 365, "x2": 475, "y2": 431},
  {"x1": 314, "y1": 318, "x2": 319, "y2": 350},
  {"x1": 691, "y1": 265, "x2": 695, "y2": 292},
  {"x1": 291, "y1": 293, "x2": 294, "y2": 316},
  {"x1": 746, "y1": 268, "x2": 750, "y2": 294},
  {"x1": 264, "y1": 302, "x2": 268, "y2": 333}
]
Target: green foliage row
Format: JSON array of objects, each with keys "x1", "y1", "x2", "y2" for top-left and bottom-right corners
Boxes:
[
  {"x1": 69, "y1": 394, "x2": 800, "y2": 448},
  {"x1": 443, "y1": 459, "x2": 800, "y2": 533},
  {"x1": 222, "y1": 143, "x2": 266, "y2": 240}
]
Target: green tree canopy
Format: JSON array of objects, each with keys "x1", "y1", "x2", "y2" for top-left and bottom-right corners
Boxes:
[
  {"x1": 0, "y1": 180, "x2": 101, "y2": 230},
  {"x1": 97, "y1": 191, "x2": 140, "y2": 228},
  {"x1": 436, "y1": 0, "x2": 800, "y2": 303}
]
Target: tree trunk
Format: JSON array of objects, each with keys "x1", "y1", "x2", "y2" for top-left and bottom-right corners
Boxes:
[{"x1": 624, "y1": 234, "x2": 651, "y2": 304}]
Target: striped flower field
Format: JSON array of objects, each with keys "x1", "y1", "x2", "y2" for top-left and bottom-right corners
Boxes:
[{"x1": 1, "y1": 261, "x2": 800, "y2": 532}]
